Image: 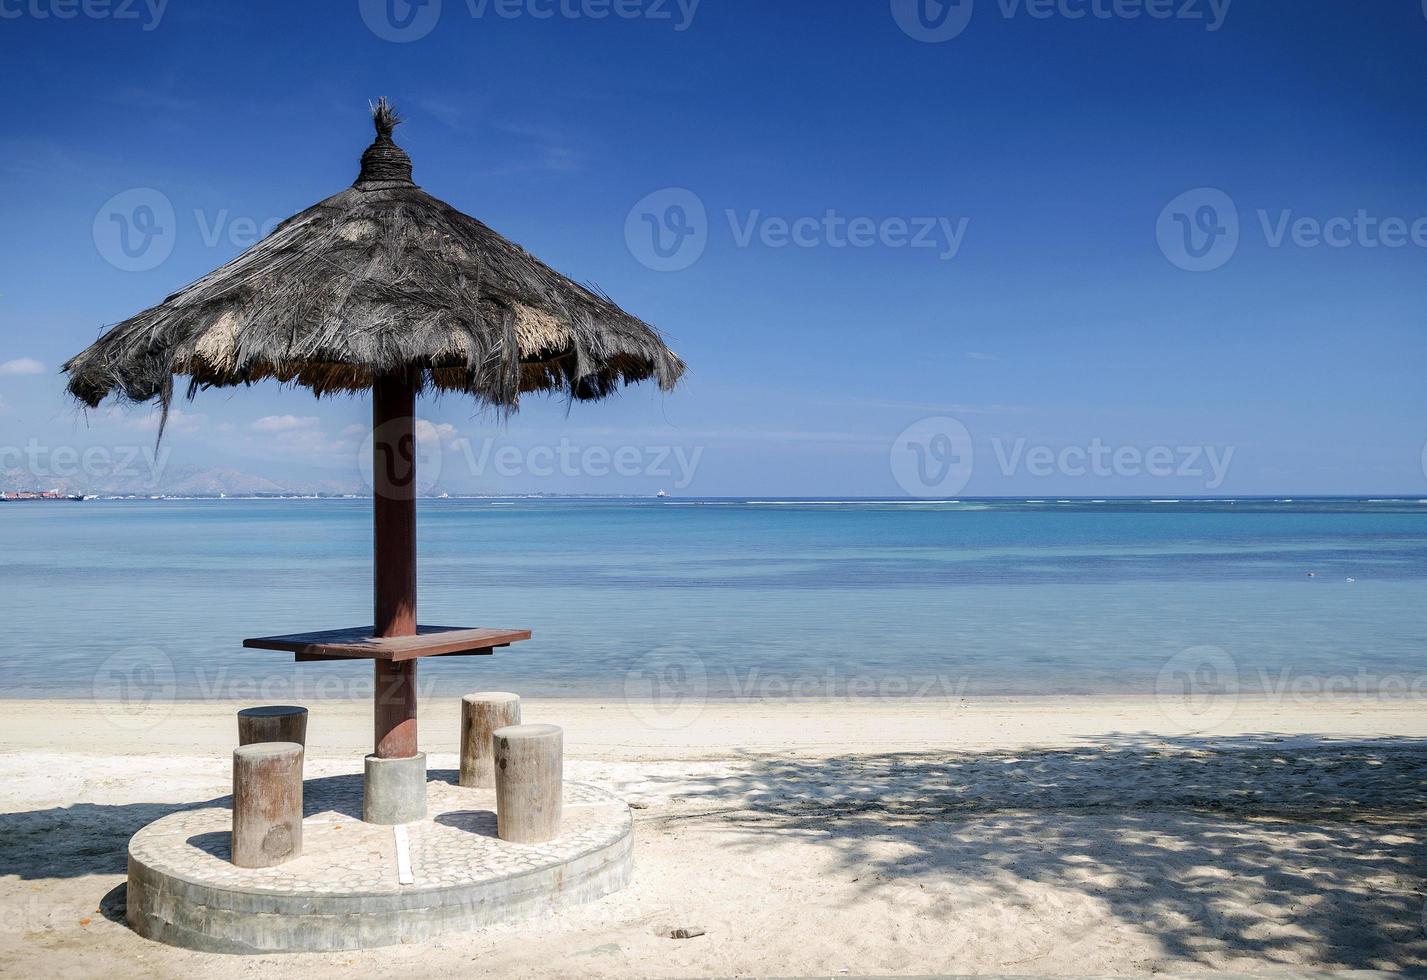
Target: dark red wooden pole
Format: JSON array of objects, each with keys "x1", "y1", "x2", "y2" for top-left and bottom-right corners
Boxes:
[{"x1": 372, "y1": 374, "x2": 418, "y2": 759}]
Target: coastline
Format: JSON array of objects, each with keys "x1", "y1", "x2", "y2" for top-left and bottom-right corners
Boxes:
[{"x1": 6, "y1": 694, "x2": 1427, "y2": 759}]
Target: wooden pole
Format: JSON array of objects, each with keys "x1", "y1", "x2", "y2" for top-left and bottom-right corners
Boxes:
[
  {"x1": 237, "y1": 705, "x2": 309, "y2": 747},
  {"x1": 493, "y1": 723, "x2": 563, "y2": 844},
  {"x1": 232, "y1": 742, "x2": 304, "y2": 868},
  {"x1": 372, "y1": 375, "x2": 418, "y2": 759},
  {"x1": 460, "y1": 692, "x2": 521, "y2": 788}
]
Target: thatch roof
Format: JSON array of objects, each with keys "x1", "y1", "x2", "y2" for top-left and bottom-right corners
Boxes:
[{"x1": 65, "y1": 99, "x2": 685, "y2": 421}]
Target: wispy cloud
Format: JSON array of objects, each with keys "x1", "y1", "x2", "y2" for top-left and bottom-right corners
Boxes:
[
  {"x1": 0, "y1": 357, "x2": 45, "y2": 376},
  {"x1": 412, "y1": 97, "x2": 466, "y2": 130},
  {"x1": 813, "y1": 395, "x2": 1031, "y2": 416},
  {"x1": 964, "y1": 351, "x2": 1000, "y2": 361},
  {"x1": 475, "y1": 119, "x2": 589, "y2": 177},
  {"x1": 251, "y1": 415, "x2": 320, "y2": 433},
  {"x1": 103, "y1": 406, "x2": 209, "y2": 434},
  {"x1": 100, "y1": 86, "x2": 200, "y2": 114}
]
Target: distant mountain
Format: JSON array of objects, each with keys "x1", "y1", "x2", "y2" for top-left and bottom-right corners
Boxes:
[{"x1": 154, "y1": 467, "x2": 289, "y2": 497}]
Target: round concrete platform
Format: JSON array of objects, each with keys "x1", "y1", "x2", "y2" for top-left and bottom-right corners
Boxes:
[{"x1": 126, "y1": 773, "x2": 633, "y2": 953}]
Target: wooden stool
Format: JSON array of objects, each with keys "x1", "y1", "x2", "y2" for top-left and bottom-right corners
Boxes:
[
  {"x1": 232, "y1": 742, "x2": 303, "y2": 868},
  {"x1": 492, "y1": 724, "x2": 563, "y2": 844},
  {"x1": 237, "y1": 705, "x2": 308, "y2": 747},
  {"x1": 460, "y1": 692, "x2": 521, "y2": 788}
]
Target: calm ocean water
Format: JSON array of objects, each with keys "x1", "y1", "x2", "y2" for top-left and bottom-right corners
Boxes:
[{"x1": 4, "y1": 497, "x2": 1427, "y2": 701}]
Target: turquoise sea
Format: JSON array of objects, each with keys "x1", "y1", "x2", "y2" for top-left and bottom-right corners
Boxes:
[{"x1": 4, "y1": 497, "x2": 1426, "y2": 701}]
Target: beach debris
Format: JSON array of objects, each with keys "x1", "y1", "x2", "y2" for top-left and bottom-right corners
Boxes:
[
  {"x1": 574, "y1": 943, "x2": 622, "y2": 956},
  {"x1": 664, "y1": 926, "x2": 707, "y2": 940}
]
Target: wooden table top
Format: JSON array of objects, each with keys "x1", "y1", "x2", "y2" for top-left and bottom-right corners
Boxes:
[{"x1": 243, "y1": 625, "x2": 532, "y2": 662}]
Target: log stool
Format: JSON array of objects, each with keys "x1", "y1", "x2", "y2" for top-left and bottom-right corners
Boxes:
[
  {"x1": 460, "y1": 692, "x2": 521, "y2": 789},
  {"x1": 237, "y1": 705, "x2": 308, "y2": 747},
  {"x1": 492, "y1": 723, "x2": 563, "y2": 844},
  {"x1": 232, "y1": 742, "x2": 303, "y2": 868}
]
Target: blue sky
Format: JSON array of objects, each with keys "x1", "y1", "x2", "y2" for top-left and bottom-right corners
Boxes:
[{"x1": 0, "y1": 0, "x2": 1424, "y2": 496}]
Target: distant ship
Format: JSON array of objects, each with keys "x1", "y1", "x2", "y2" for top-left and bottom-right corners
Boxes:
[
  {"x1": 656, "y1": 489, "x2": 669, "y2": 498},
  {"x1": 0, "y1": 491, "x2": 85, "y2": 502}
]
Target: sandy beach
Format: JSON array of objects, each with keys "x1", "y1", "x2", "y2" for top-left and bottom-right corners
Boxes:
[{"x1": 1, "y1": 695, "x2": 1425, "y2": 977}]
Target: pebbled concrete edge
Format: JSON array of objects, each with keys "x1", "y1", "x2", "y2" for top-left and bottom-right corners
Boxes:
[{"x1": 125, "y1": 795, "x2": 634, "y2": 953}]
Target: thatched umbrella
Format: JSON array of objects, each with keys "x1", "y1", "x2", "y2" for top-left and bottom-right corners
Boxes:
[{"x1": 66, "y1": 100, "x2": 684, "y2": 818}]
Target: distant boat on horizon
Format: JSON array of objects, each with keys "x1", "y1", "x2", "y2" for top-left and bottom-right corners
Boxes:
[
  {"x1": 656, "y1": 489, "x2": 669, "y2": 498},
  {"x1": 0, "y1": 491, "x2": 85, "y2": 502}
]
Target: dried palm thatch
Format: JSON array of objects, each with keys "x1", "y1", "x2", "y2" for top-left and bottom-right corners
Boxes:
[{"x1": 65, "y1": 99, "x2": 685, "y2": 428}]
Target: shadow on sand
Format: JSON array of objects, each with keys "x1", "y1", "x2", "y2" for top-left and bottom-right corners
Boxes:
[
  {"x1": 638, "y1": 732, "x2": 1427, "y2": 970},
  {"x1": 2, "y1": 735, "x2": 1424, "y2": 968}
]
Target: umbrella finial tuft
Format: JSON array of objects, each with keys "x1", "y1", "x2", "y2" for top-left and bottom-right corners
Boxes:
[
  {"x1": 371, "y1": 97, "x2": 402, "y2": 139},
  {"x1": 357, "y1": 98, "x2": 414, "y2": 187}
]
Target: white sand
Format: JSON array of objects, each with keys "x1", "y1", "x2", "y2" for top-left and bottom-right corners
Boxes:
[{"x1": 2, "y1": 695, "x2": 1425, "y2": 977}]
